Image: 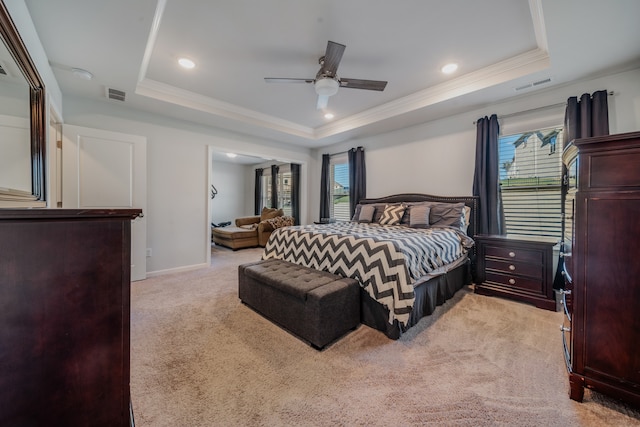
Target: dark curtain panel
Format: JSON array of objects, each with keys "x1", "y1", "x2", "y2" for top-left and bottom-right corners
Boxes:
[
  {"x1": 563, "y1": 90, "x2": 609, "y2": 142},
  {"x1": 270, "y1": 165, "x2": 279, "y2": 209},
  {"x1": 554, "y1": 90, "x2": 609, "y2": 289},
  {"x1": 254, "y1": 168, "x2": 263, "y2": 215},
  {"x1": 319, "y1": 154, "x2": 330, "y2": 221},
  {"x1": 290, "y1": 163, "x2": 301, "y2": 225},
  {"x1": 348, "y1": 147, "x2": 366, "y2": 218},
  {"x1": 472, "y1": 114, "x2": 504, "y2": 236}
]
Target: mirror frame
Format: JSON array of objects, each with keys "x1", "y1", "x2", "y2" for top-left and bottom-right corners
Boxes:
[{"x1": 0, "y1": 1, "x2": 46, "y2": 203}]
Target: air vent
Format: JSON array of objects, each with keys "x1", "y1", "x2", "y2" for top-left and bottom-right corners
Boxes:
[
  {"x1": 532, "y1": 77, "x2": 552, "y2": 86},
  {"x1": 106, "y1": 87, "x2": 126, "y2": 102},
  {"x1": 515, "y1": 77, "x2": 552, "y2": 92},
  {"x1": 514, "y1": 82, "x2": 532, "y2": 91}
]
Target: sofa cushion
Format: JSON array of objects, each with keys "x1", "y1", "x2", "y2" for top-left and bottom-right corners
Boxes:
[
  {"x1": 212, "y1": 226, "x2": 256, "y2": 239},
  {"x1": 260, "y1": 207, "x2": 284, "y2": 221}
]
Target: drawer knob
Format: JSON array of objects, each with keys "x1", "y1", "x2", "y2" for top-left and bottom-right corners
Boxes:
[
  {"x1": 509, "y1": 264, "x2": 516, "y2": 271},
  {"x1": 508, "y1": 278, "x2": 516, "y2": 285},
  {"x1": 509, "y1": 251, "x2": 516, "y2": 258}
]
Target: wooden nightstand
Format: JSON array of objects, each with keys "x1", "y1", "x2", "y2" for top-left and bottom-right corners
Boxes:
[{"x1": 475, "y1": 234, "x2": 558, "y2": 311}]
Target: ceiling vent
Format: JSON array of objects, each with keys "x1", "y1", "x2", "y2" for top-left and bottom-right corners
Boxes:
[
  {"x1": 106, "y1": 87, "x2": 126, "y2": 102},
  {"x1": 515, "y1": 77, "x2": 552, "y2": 92},
  {"x1": 532, "y1": 77, "x2": 552, "y2": 86}
]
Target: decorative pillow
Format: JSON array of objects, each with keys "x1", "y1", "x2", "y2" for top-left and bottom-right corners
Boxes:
[
  {"x1": 260, "y1": 207, "x2": 284, "y2": 221},
  {"x1": 351, "y1": 204, "x2": 363, "y2": 221},
  {"x1": 430, "y1": 202, "x2": 466, "y2": 229},
  {"x1": 263, "y1": 215, "x2": 294, "y2": 230},
  {"x1": 358, "y1": 205, "x2": 376, "y2": 223},
  {"x1": 409, "y1": 205, "x2": 431, "y2": 228},
  {"x1": 462, "y1": 205, "x2": 472, "y2": 232},
  {"x1": 352, "y1": 203, "x2": 387, "y2": 223},
  {"x1": 371, "y1": 203, "x2": 391, "y2": 223},
  {"x1": 379, "y1": 204, "x2": 406, "y2": 225}
]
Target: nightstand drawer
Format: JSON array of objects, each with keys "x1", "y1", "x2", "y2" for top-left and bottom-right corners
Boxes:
[
  {"x1": 485, "y1": 271, "x2": 544, "y2": 293},
  {"x1": 485, "y1": 245, "x2": 542, "y2": 264},
  {"x1": 485, "y1": 259, "x2": 543, "y2": 279},
  {"x1": 474, "y1": 234, "x2": 557, "y2": 311}
]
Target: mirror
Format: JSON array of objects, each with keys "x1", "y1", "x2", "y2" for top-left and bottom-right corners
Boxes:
[{"x1": 0, "y1": 1, "x2": 46, "y2": 205}]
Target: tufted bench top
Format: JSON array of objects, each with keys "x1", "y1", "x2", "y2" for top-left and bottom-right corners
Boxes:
[{"x1": 242, "y1": 258, "x2": 351, "y2": 301}]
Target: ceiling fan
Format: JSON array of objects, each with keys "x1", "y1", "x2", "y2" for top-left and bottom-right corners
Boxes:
[{"x1": 264, "y1": 41, "x2": 388, "y2": 110}]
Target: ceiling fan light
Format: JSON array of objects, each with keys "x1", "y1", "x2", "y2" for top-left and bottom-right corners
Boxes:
[{"x1": 315, "y1": 78, "x2": 339, "y2": 96}]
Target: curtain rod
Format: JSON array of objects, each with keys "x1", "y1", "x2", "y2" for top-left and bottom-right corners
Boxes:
[
  {"x1": 473, "y1": 91, "x2": 614, "y2": 125},
  {"x1": 325, "y1": 146, "x2": 362, "y2": 157}
]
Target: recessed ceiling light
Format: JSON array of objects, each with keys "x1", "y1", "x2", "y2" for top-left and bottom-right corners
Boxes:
[
  {"x1": 226, "y1": 153, "x2": 237, "y2": 158},
  {"x1": 441, "y1": 63, "x2": 458, "y2": 74},
  {"x1": 178, "y1": 58, "x2": 195, "y2": 69},
  {"x1": 324, "y1": 113, "x2": 334, "y2": 119}
]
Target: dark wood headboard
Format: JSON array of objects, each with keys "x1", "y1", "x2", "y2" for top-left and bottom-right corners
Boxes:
[{"x1": 358, "y1": 193, "x2": 480, "y2": 239}]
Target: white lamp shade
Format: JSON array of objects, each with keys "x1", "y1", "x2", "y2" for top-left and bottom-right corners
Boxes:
[{"x1": 314, "y1": 78, "x2": 339, "y2": 96}]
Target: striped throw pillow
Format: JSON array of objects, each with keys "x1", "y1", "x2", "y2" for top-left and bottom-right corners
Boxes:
[
  {"x1": 409, "y1": 205, "x2": 431, "y2": 228},
  {"x1": 379, "y1": 204, "x2": 405, "y2": 225}
]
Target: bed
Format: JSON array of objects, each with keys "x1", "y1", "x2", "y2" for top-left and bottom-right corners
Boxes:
[{"x1": 262, "y1": 193, "x2": 479, "y2": 339}]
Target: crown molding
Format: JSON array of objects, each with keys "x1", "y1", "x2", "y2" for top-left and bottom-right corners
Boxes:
[
  {"x1": 136, "y1": 78, "x2": 314, "y2": 138},
  {"x1": 315, "y1": 48, "x2": 550, "y2": 139},
  {"x1": 136, "y1": 0, "x2": 550, "y2": 142}
]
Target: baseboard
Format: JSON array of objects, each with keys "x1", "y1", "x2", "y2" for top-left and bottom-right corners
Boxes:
[{"x1": 146, "y1": 262, "x2": 209, "y2": 278}]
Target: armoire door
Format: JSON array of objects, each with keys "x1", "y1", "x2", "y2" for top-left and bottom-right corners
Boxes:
[{"x1": 61, "y1": 124, "x2": 147, "y2": 281}]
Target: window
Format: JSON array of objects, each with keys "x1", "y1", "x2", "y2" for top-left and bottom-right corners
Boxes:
[
  {"x1": 260, "y1": 165, "x2": 292, "y2": 216},
  {"x1": 329, "y1": 154, "x2": 350, "y2": 221},
  {"x1": 499, "y1": 126, "x2": 564, "y2": 239}
]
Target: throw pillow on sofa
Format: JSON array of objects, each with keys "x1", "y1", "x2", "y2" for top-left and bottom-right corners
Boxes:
[
  {"x1": 260, "y1": 207, "x2": 284, "y2": 221},
  {"x1": 261, "y1": 216, "x2": 294, "y2": 231}
]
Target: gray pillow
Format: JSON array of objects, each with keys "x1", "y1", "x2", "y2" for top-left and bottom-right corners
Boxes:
[
  {"x1": 358, "y1": 205, "x2": 376, "y2": 223},
  {"x1": 430, "y1": 202, "x2": 465, "y2": 229},
  {"x1": 351, "y1": 204, "x2": 363, "y2": 221},
  {"x1": 409, "y1": 205, "x2": 431, "y2": 228}
]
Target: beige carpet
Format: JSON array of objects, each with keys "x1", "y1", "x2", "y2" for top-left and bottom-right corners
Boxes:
[{"x1": 130, "y1": 245, "x2": 640, "y2": 426}]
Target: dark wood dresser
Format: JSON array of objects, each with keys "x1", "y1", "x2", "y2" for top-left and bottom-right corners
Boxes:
[
  {"x1": 475, "y1": 234, "x2": 558, "y2": 311},
  {"x1": 562, "y1": 130, "x2": 640, "y2": 407},
  {"x1": 0, "y1": 209, "x2": 141, "y2": 426}
]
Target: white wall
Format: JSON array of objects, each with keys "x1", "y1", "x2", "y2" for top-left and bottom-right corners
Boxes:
[
  {"x1": 210, "y1": 160, "x2": 248, "y2": 224},
  {"x1": 62, "y1": 96, "x2": 313, "y2": 275},
  {"x1": 309, "y1": 67, "x2": 640, "y2": 219},
  {"x1": 9, "y1": 0, "x2": 640, "y2": 275}
]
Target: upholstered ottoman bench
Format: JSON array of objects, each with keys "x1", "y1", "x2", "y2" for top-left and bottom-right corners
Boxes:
[{"x1": 238, "y1": 259, "x2": 360, "y2": 349}]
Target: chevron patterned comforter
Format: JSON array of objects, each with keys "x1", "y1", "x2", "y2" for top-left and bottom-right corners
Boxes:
[{"x1": 262, "y1": 222, "x2": 474, "y2": 327}]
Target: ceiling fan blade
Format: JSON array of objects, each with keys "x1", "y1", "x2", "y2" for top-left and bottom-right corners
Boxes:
[
  {"x1": 340, "y1": 78, "x2": 387, "y2": 91},
  {"x1": 320, "y1": 41, "x2": 346, "y2": 77},
  {"x1": 316, "y1": 95, "x2": 330, "y2": 110},
  {"x1": 264, "y1": 78, "x2": 314, "y2": 84}
]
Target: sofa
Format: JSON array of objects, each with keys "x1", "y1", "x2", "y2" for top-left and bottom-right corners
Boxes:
[{"x1": 212, "y1": 207, "x2": 292, "y2": 250}]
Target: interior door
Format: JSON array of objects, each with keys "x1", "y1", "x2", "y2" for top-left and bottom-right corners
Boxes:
[{"x1": 61, "y1": 124, "x2": 147, "y2": 281}]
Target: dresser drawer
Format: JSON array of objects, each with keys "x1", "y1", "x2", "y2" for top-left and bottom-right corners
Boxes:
[
  {"x1": 485, "y1": 271, "x2": 544, "y2": 293},
  {"x1": 485, "y1": 244, "x2": 542, "y2": 264},
  {"x1": 485, "y1": 258, "x2": 543, "y2": 279}
]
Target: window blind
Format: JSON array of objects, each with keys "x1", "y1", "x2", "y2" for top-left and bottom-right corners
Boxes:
[{"x1": 499, "y1": 127, "x2": 564, "y2": 239}]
